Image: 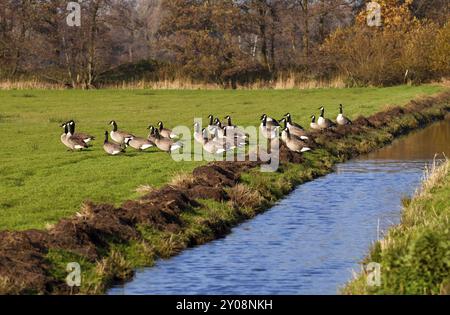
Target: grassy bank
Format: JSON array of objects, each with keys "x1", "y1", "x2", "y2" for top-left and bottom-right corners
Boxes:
[
  {"x1": 0, "y1": 87, "x2": 449, "y2": 295},
  {"x1": 0, "y1": 85, "x2": 443, "y2": 231},
  {"x1": 343, "y1": 160, "x2": 450, "y2": 295}
]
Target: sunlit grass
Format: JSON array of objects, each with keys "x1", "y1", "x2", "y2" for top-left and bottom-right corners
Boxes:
[
  {"x1": 0, "y1": 85, "x2": 444, "y2": 231},
  {"x1": 343, "y1": 159, "x2": 450, "y2": 295}
]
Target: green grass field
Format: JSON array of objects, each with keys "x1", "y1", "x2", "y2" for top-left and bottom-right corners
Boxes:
[{"x1": 0, "y1": 85, "x2": 445, "y2": 231}]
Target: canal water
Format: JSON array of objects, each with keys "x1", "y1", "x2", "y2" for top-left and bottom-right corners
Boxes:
[{"x1": 109, "y1": 119, "x2": 450, "y2": 295}]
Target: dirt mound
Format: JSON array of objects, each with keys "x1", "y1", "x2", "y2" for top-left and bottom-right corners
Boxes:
[
  {"x1": 278, "y1": 142, "x2": 304, "y2": 164},
  {"x1": 186, "y1": 186, "x2": 228, "y2": 201},
  {"x1": 353, "y1": 116, "x2": 374, "y2": 128},
  {"x1": 49, "y1": 203, "x2": 138, "y2": 260},
  {"x1": 0, "y1": 230, "x2": 51, "y2": 294},
  {"x1": 368, "y1": 107, "x2": 405, "y2": 127},
  {"x1": 192, "y1": 164, "x2": 239, "y2": 187}
]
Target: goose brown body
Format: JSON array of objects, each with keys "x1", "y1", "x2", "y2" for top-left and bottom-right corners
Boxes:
[
  {"x1": 103, "y1": 131, "x2": 125, "y2": 155},
  {"x1": 110, "y1": 121, "x2": 134, "y2": 144}
]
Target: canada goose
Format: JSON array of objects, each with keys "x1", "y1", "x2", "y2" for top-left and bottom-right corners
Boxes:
[
  {"x1": 153, "y1": 128, "x2": 183, "y2": 153},
  {"x1": 157, "y1": 121, "x2": 179, "y2": 139},
  {"x1": 281, "y1": 128, "x2": 311, "y2": 153},
  {"x1": 147, "y1": 126, "x2": 158, "y2": 144},
  {"x1": 68, "y1": 120, "x2": 95, "y2": 144},
  {"x1": 65, "y1": 121, "x2": 88, "y2": 150},
  {"x1": 260, "y1": 114, "x2": 279, "y2": 139},
  {"x1": 109, "y1": 121, "x2": 134, "y2": 144},
  {"x1": 103, "y1": 131, "x2": 125, "y2": 155},
  {"x1": 194, "y1": 122, "x2": 205, "y2": 144},
  {"x1": 280, "y1": 116, "x2": 309, "y2": 140},
  {"x1": 207, "y1": 115, "x2": 218, "y2": 133},
  {"x1": 214, "y1": 118, "x2": 226, "y2": 138},
  {"x1": 222, "y1": 126, "x2": 244, "y2": 148},
  {"x1": 60, "y1": 123, "x2": 72, "y2": 150},
  {"x1": 310, "y1": 115, "x2": 320, "y2": 130},
  {"x1": 260, "y1": 114, "x2": 280, "y2": 128},
  {"x1": 224, "y1": 115, "x2": 247, "y2": 139},
  {"x1": 284, "y1": 113, "x2": 306, "y2": 130},
  {"x1": 202, "y1": 128, "x2": 233, "y2": 154},
  {"x1": 318, "y1": 107, "x2": 335, "y2": 129},
  {"x1": 66, "y1": 122, "x2": 88, "y2": 151},
  {"x1": 124, "y1": 136, "x2": 154, "y2": 151},
  {"x1": 336, "y1": 104, "x2": 352, "y2": 126}
]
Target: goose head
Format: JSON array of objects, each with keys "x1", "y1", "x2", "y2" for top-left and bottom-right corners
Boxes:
[
  {"x1": 284, "y1": 113, "x2": 293, "y2": 123},
  {"x1": 67, "y1": 120, "x2": 76, "y2": 133},
  {"x1": 202, "y1": 128, "x2": 209, "y2": 140},
  {"x1": 319, "y1": 107, "x2": 325, "y2": 117},
  {"x1": 157, "y1": 121, "x2": 164, "y2": 130},
  {"x1": 260, "y1": 114, "x2": 269, "y2": 126},
  {"x1": 311, "y1": 115, "x2": 316, "y2": 123},
  {"x1": 224, "y1": 115, "x2": 233, "y2": 126},
  {"x1": 214, "y1": 118, "x2": 222, "y2": 128},
  {"x1": 61, "y1": 122, "x2": 68, "y2": 134},
  {"x1": 109, "y1": 120, "x2": 118, "y2": 131}
]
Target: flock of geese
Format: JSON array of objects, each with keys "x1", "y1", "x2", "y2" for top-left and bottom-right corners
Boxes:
[{"x1": 60, "y1": 105, "x2": 352, "y2": 156}]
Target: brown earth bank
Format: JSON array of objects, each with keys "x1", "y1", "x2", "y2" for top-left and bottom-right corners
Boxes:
[{"x1": 0, "y1": 92, "x2": 449, "y2": 295}]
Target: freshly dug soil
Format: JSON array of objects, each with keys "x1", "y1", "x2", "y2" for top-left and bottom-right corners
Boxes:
[{"x1": 0, "y1": 92, "x2": 449, "y2": 295}]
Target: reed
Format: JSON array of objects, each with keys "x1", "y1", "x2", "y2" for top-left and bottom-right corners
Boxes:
[{"x1": 0, "y1": 74, "x2": 347, "y2": 91}]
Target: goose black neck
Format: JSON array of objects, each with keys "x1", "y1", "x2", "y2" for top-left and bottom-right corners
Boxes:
[
  {"x1": 64, "y1": 124, "x2": 69, "y2": 134},
  {"x1": 69, "y1": 123, "x2": 75, "y2": 135},
  {"x1": 340, "y1": 105, "x2": 343, "y2": 114},
  {"x1": 227, "y1": 117, "x2": 232, "y2": 127},
  {"x1": 311, "y1": 116, "x2": 316, "y2": 123},
  {"x1": 284, "y1": 129, "x2": 291, "y2": 139},
  {"x1": 287, "y1": 115, "x2": 293, "y2": 124},
  {"x1": 104, "y1": 132, "x2": 109, "y2": 143},
  {"x1": 320, "y1": 109, "x2": 325, "y2": 118},
  {"x1": 159, "y1": 122, "x2": 164, "y2": 131},
  {"x1": 154, "y1": 129, "x2": 162, "y2": 139},
  {"x1": 112, "y1": 122, "x2": 118, "y2": 132},
  {"x1": 209, "y1": 116, "x2": 213, "y2": 125}
]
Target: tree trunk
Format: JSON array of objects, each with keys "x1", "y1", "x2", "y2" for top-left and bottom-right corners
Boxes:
[{"x1": 302, "y1": 0, "x2": 310, "y2": 60}]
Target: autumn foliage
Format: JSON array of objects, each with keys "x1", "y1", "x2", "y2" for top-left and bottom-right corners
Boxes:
[{"x1": 322, "y1": 0, "x2": 450, "y2": 86}]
